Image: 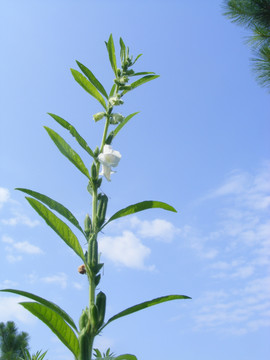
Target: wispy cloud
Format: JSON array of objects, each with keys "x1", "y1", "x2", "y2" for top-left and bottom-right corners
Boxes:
[
  {"x1": 0, "y1": 187, "x2": 39, "y2": 227},
  {"x1": 0, "y1": 187, "x2": 10, "y2": 209},
  {"x1": 0, "y1": 296, "x2": 36, "y2": 324},
  {"x1": 1, "y1": 211, "x2": 40, "y2": 227},
  {"x1": 1, "y1": 234, "x2": 43, "y2": 262},
  {"x1": 41, "y1": 272, "x2": 68, "y2": 289},
  {"x1": 185, "y1": 161, "x2": 270, "y2": 334}
]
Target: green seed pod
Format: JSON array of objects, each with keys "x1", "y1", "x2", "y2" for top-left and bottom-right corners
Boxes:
[
  {"x1": 97, "y1": 194, "x2": 108, "y2": 228},
  {"x1": 96, "y1": 178, "x2": 102, "y2": 188},
  {"x1": 84, "y1": 214, "x2": 92, "y2": 239},
  {"x1": 78, "y1": 329, "x2": 90, "y2": 360},
  {"x1": 79, "y1": 307, "x2": 89, "y2": 331},
  {"x1": 90, "y1": 238, "x2": 98, "y2": 269},
  {"x1": 93, "y1": 146, "x2": 100, "y2": 158},
  {"x1": 105, "y1": 132, "x2": 114, "y2": 145},
  {"x1": 90, "y1": 304, "x2": 99, "y2": 332},
  {"x1": 91, "y1": 163, "x2": 97, "y2": 180},
  {"x1": 96, "y1": 291, "x2": 106, "y2": 328}
]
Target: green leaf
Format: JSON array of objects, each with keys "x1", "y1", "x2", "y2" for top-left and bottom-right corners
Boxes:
[
  {"x1": 114, "y1": 355, "x2": 137, "y2": 360},
  {"x1": 71, "y1": 69, "x2": 107, "y2": 109},
  {"x1": 26, "y1": 197, "x2": 85, "y2": 262},
  {"x1": 122, "y1": 75, "x2": 159, "y2": 95},
  {"x1": 133, "y1": 54, "x2": 143, "y2": 65},
  {"x1": 109, "y1": 84, "x2": 116, "y2": 97},
  {"x1": 76, "y1": 61, "x2": 108, "y2": 99},
  {"x1": 44, "y1": 126, "x2": 91, "y2": 180},
  {"x1": 16, "y1": 188, "x2": 84, "y2": 235},
  {"x1": 107, "y1": 112, "x2": 139, "y2": 142},
  {"x1": 102, "y1": 201, "x2": 177, "y2": 229},
  {"x1": 19, "y1": 302, "x2": 79, "y2": 358},
  {"x1": 0, "y1": 289, "x2": 78, "y2": 332},
  {"x1": 107, "y1": 34, "x2": 117, "y2": 76},
  {"x1": 131, "y1": 72, "x2": 155, "y2": 76},
  {"x1": 119, "y1": 37, "x2": 126, "y2": 63},
  {"x1": 102, "y1": 295, "x2": 191, "y2": 331},
  {"x1": 47, "y1": 113, "x2": 95, "y2": 158}
]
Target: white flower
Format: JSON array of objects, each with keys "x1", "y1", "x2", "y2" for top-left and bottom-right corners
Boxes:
[{"x1": 98, "y1": 144, "x2": 121, "y2": 181}]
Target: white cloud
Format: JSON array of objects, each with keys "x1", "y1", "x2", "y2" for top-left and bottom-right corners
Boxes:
[
  {"x1": 6, "y1": 254, "x2": 23, "y2": 263},
  {"x1": 0, "y1": 296, "x2": 36, "y2": 324},
  {"x1": 130, "y1": 217, "x2": 180, "y2": 242},
  {"x1": 1, "y1": 235, "x2": 43, "y2": 262},
  {"x1": 13, "y1": 241, "x2": 43, "y2": 254},
  {"x1": 99, "y1": 230, "x2": 153, "y2": 270},
  {"x1": 0, "y1": 279, "x2": 18, "y2": 288},
  {"x1": 41, "y1": 272, "x2": 68, "y2": 289},
  {"x1": 187, "y1": 162, "x2": 270, "y2": 334},
  {"x1": 1, "y1": 234, "x2": 14, "y2": 244},
  {"x1": 1, "y1": 211, "x2": 39, "y2": 227},
  {"x1": 0, "y1": 187, "x2": 10, "y2": 208}
]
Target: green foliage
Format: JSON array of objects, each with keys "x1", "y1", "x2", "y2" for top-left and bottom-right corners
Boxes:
[
  {"x1": 100, "y1": 295, "x2": 191, "y2": 332},
  {"x1": 25, "y1": 197, "x2": 85, "y2": 262},
  {"x1": 19, "y1": 302, "x2": 79, "y2": 358},
  {"x1": 0, "y1": 289, "x2": 78, "y2": 332},
  {"x1": 0, "y1": 34, "x2": 190, "y2": 360},
  {"x1": 19, "y1": 349, "x2": 48, "y2": 360},
  {"x1": 223, "y1": 0, "x2": 270, "y2": 89},
  {"x1": 16, "y1": 188, "x2": 84, "y2": 234},
  {"x1": 0, "y1": 321, "x2": 30, "y2": 360},
  {"x1": 101, "y1": 200, "x2": 177, "y2": 230}
]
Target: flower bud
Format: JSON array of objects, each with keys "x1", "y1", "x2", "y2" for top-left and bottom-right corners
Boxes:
[
  {"x1": 110, "y1": 113, "x2": 124, "y2": 124},
  {"x1": 108, "y1": 94, "x2": 124, "y2": 106},
  {"x1": 93, "y1": 112, "x2": 105, "y2": 122},
  {"x1": 84, "y1": 214, "x2": 92, "y2": 238}
]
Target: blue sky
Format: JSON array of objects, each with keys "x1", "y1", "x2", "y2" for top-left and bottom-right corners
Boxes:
[{"x1": 0, "y1": 1, "x2": 269, "y2": 360}]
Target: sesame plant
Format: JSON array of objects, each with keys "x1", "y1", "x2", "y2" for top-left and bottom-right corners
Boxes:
[{"x1": 1, "y1": 35, "x2": 190, "y2": 360}]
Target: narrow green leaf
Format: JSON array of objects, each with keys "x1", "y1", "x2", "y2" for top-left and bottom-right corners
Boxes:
[
  {"x1": 109, "y1": 84, "x2": 116, "y2": 97},
  {"x1": 71, "y1": 69, "x2": 107, "y2": 109},
  {"x1": 26, "y1": 197, "x2": 85, "y2": 262},
  {"x1": 119, "y1": 37, "x2": 126, "y2": 63},
  {"x1": 133, "y1": 54, "x2": 143, "y2": 65},
  {"x1": 76, "y1": 61, "x2": 108, "y2": 99},
  {"x1": 107, "y1": 112, "x2": 139, "y2": 142},
  {"x1": 47, "y1": 113, "x2": 95, "y2": 158},
  {"x1": 0, "y1": 289, "x2": 78, "y2": 332},
  {"x1": 102, "y1": 295, "x2": 191, "y2": 331},
  {"x1": 122, "y1": 75, "x2": 159, "y2": 95},
  {"x1": 16, "y1": 188, "x2": 84, "y2": 235},
  {"x1": 131, "y1": 72, "x2": 155, "y2": 76},
  {"x1": 107, "y1": 34, "x2": 117, "y2": 75},
  {"x1": 19, "y1": 302, "x2": 79, "y2": 358},
  {"x1": 114, "y1": 355, "x2": 137, "y2": 360},
  {"x1": 102, "y1": 201, "x2": 177, "y2": 229},
  {"x1": 44, "y1": 127, "x2": 91, "y2": 180}
]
